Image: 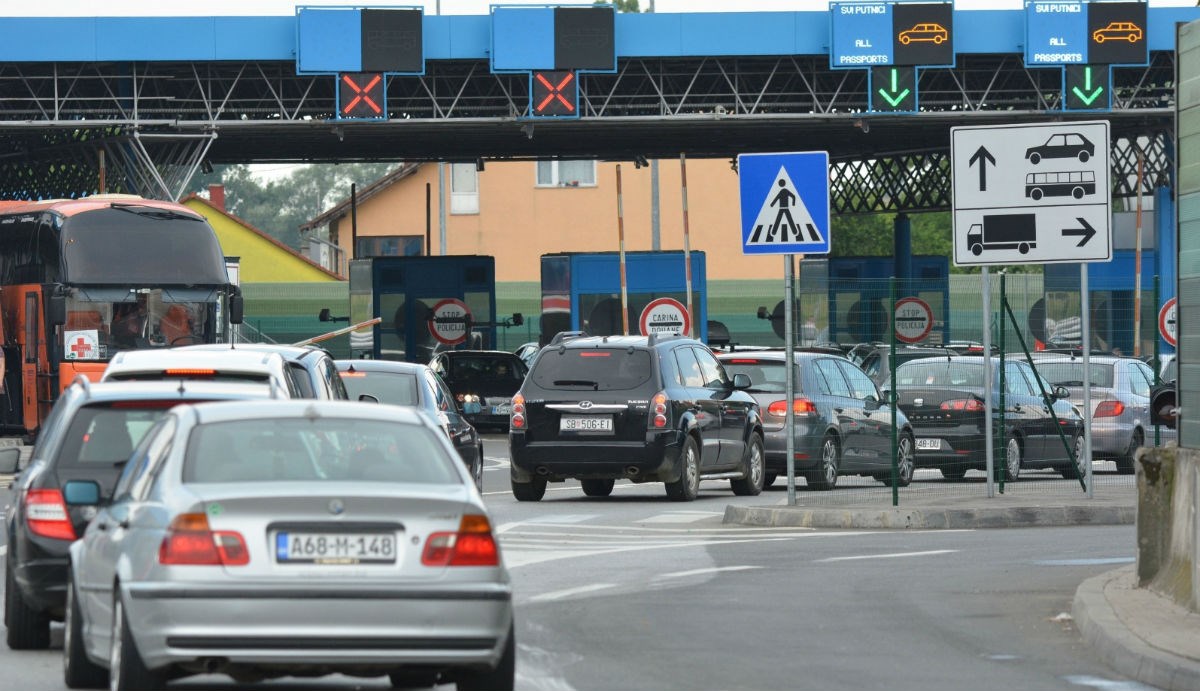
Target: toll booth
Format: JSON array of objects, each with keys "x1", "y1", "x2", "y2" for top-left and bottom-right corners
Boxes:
[
  {"x1": 826, "y1": 256, "x2": 950, "y2": 345},
  {"x1": 540, "y1": 251, "x2": 708, "y2": 344},
  {"x1": 348, "y1": 256, "x2": 498, "y2": 362}
]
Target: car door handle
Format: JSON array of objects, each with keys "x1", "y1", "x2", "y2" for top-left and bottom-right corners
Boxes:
[
  {"x1": 833, "y1": 407, "x2": 844, "y2": 413},
  {"x1": 96, "y1": 521, "x2": 109, "y2": 531}
]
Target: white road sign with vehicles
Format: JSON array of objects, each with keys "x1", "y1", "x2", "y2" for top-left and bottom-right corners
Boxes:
[{"x1": 951, "y1": 121, "x2": 1111, "y2": 266}]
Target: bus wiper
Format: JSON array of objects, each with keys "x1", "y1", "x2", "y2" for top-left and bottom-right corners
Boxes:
[
  {"x1": 109, "y1": 203, "x2": 201, "y2": 222},
  {"x1": 554, "y1": 379, "x2": 600, "y2": 390}
]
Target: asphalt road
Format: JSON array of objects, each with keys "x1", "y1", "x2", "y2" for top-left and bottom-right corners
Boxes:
[{"x1": 0, "y1": 434, "x2": 1156, "y2": 691}]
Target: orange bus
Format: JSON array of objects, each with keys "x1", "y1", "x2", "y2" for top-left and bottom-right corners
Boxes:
[{"x1": 0, "y1": 195, "x2": 242, "y2": 439}]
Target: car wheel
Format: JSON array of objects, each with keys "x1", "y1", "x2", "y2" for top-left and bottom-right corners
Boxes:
[
  {"x1": 763, "y1": 473, "x2": 777, "y2": 488},
  {"x1": 388, "y1": 670, "x2": 440, "y2": 689},
  {"x1": 5, "y1": 558, "x2": 50, "y2": 650},
  {"x1": 939, "y1": 464, "x2": 968, "y2": 480},
  {"x1": 730, "y1": 432, "x2": 765, "y2": 496},
  {"x1": 1060, "y1": 434, "x2": 1088, "y2": 479},
  {"x1": 893, "y1": 433, "x2": 915, "y2": 487},
  {"x1": 665, "y1": 435, "x2": 700, "y2": 502},
  {"x1": 109, "y1": 594, "x2": 164, "y2": 691},
  {"x1": 473, "y1": 445, "x2": 485, "y2": 491},
  {"x1": 456, "y1": 621, "x2": 515, "y2": 691},
  {"x1": 1029, "y1": 152, "x2": 1041, "y2": 165},
  {"x1": 1079, "y1": 151, "x2": 1090, "y2": 163},
  {"x1": 1003, "y1": 435, "x2": 1022, "y2": 482},
  {"x1": 64, "y1": 574, "x2": 107, "y2": 689},
  {"x1": 805, "y1": 435, "x2": 840, "y2": 491},
  {"x1": 511, "y1": 476, "x2": 546, "y2": 502},
  {"x1": 1116, "y1": 429, "x2": 1141, "y2": 475},
  {"x1": 581, "y1": 479, "x2": 615, "y2": 497}
]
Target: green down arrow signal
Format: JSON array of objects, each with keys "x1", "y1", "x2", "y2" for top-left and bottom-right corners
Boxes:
[
  {"x1": 1072, "y1": 66, "x2": 1104, "y2": 106},
  {"x1": 877, "y1": 68, "x2": 911, "y2": 107}
]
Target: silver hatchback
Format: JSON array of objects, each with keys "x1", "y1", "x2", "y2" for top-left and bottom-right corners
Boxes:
[{"x1": 64, "y1": 400, "x2": 513, "y2": 691}]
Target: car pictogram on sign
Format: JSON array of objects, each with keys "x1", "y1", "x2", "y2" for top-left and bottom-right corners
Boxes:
[
  {"x1": 1092, "y1": 21, "x2": 1142, "y2": 43},
  {"x1": 898, "y1": 23, "x2": 948, "y2": 45}
]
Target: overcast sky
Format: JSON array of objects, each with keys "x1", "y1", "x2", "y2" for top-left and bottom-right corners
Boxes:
[{"x1": 5, "y1": 1, "x2": 1197, "y2": 17}]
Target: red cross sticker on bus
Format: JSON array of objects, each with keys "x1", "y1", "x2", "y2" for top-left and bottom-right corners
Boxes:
[
  {"x1": 338, "y1": 73, "x2": 385, "y2": 119},
  {"x1": 68, "y1": 335, "x2": 96, "y2": 360},
  {"x1": 532, "y1": 70, "x2": 576, "y2": 117}
]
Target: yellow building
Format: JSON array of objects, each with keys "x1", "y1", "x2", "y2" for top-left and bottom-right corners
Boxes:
[
  {"x1": 183, "y1": 190, "x2": 343, "y2": 283},
  {"x1": 300, "y1": 158, "x2": 787, "y2": 282}
]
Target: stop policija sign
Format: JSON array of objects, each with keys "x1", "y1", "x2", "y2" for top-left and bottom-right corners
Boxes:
[
  {"x1": 639, "y1": 298, "x2": 690, "y2": 337},
  {"x1": 894, "y1": 297, "x2": 933, "y2": 344},
  {"x1": 428, "y1": 298, "x2": 471, "y2": 345}
]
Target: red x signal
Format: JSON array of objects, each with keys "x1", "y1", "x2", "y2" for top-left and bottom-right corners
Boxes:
[
  {"x1": 532, "y1": 70, "x2": 576, "y2": 117},
  {"x1": 338, "y1": 73, "x2": 385, "y2": 119}
]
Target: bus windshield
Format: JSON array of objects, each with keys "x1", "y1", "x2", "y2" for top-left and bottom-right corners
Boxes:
[{"x1": 62, "y1": 288, "x2": 219, "y2": 360}]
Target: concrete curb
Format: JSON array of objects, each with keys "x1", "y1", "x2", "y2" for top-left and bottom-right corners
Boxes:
[
  {"x1": 1073, "y1": 567, "x2": 1200, "y2": 691},
  {"x1": 723, "y1": 504, "x2": 1136, "y2": 529}
]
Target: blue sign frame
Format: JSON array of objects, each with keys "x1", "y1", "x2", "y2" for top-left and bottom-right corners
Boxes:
[
  {"x1": 296, "y1": 5, "x2": 426, "y2": 76},
  {"x1": 738, "y1": 151, "x2": 831, "y2": 256}
]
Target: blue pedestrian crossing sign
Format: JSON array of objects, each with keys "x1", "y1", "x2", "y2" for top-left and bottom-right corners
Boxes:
[{"x1": 738, "y1": 151, "x2": 831, "y2": 255}]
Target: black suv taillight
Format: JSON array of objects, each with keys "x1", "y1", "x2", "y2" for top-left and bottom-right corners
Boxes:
[
  {"x1": 510, "y1": 393, "x2": 526, "y2": 430},
  {"x1": 649, "y1": 391, "x2": 668, "y2": 429}
]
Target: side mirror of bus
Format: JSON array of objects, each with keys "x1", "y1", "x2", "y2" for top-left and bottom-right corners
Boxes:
[
  {"x1": 228, "y1": 292, "x2": 244, "y2": 325},
  {"x1": 48, "y1": 294, "x2": 66, "y2": 327}
]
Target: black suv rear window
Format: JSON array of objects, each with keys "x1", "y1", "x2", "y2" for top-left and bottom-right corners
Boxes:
[
  {"x1": 530, "y1": 348, "x2": 654, "y2": 391},
  {"x1": 56, "y1": 404, "x2": 169, "y2": 467}
]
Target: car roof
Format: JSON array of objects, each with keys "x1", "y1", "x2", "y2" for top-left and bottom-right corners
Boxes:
[
  {"x1": 181, "y1": 399, "x2": 431, "y2": 426},
  {"x1": 105, "y1": 348, "x2": 286, "y2": 372},
  {"x1": 718, "y1": 351, "x2": 838, "y2": 362},
  {"x1": 440, "y1": 349, "x2": 524, "y2": 358},
  {"x1": 177, "y1": 343, "x2": 331, "y2": 362},
  {"x1": 335, "y1": 359, "x2": 428, "y2": 374},
  {"x1": 69, "y1": 379, "x2": 277, "y2": 403},
  {"x1": 554, "y1": 334, "x2": 695, "y2": 350}
]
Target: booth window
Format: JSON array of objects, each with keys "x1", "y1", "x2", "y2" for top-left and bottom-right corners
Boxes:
[
  {"x1": 450, "y1": 163, "x2": 479, "y2": 215},
  {"x1": 356, "y1": 236, "x2": 424, "y2": 257},
  {"x1": 537, "y1": 160, "x2": 596, "y2": 187}
]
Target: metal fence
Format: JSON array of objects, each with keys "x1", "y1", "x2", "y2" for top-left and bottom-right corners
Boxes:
[{"x1": 242, "y1": 273, "x2": 1170, "y2": 506}]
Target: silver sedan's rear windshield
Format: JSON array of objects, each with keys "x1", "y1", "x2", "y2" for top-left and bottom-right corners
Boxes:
[
  {"x1": 183, "y1": 418, "x2": 459, "y2": 485},
  {"x1": 1033, "y1": 362, "x2": 1114, "y2": 388},
  {"x1": 340, "y1": 371, "x2": 419, "y2": 406}
]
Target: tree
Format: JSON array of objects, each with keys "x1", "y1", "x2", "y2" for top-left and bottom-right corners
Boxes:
[
  {"x1": 597, "y1": 0, "x2": 644, "y2": 12},
  {"x1": 189, "y1": 162, "x2": 398, "y2": 250}
]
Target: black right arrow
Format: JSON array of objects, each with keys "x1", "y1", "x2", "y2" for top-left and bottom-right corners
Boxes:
[
  {"x1": 1062, "y1": 218, "x2": 1096, "y2": 247},
  {"x1": 969, "y1": 146, "x2": 996, "y2": 192}
]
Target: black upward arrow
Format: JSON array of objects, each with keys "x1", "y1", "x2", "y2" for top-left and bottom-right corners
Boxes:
[
  {"x1": 969, "y1": 146, "x2": 996, "y2": 192},
  {"x1": 1062, "y1": 218, "x2": 1097, "y2": 247}
]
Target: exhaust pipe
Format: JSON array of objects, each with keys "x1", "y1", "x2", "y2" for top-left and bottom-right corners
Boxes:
[
  {"x1": 625, "y1": 466, "x2": 640, "y2": 477},
  {"x1": 201, "y1": 657, "x2": 225, "y2": 673}
]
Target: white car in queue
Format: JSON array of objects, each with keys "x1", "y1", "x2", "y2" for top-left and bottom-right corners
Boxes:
[{"x1": 63, "y1": 400, "x2": 513, "y2": 691}]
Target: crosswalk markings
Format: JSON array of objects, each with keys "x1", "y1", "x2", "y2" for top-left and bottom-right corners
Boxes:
[
  {"x1": 526, "y1": 583, "x2": 616, "y2": 603},
  {"x1": 815, "y1": 549, "x2": 958, "y2": 563},
  {"x1": 651, "y1": 565, "x2": 762, "y2": 581}
]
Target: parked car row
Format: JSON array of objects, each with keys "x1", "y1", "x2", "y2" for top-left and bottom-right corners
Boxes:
[{"x1": 4, "y1": 342, "x2": 514, "y2": 690}]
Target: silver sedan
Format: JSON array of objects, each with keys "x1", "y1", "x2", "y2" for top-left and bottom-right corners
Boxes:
[
  {"x1": 1033, "y1": 354, "x2": 1174, "y2": 474},
  {"x1": 63, "y1": 400, "x2": 513, "y2": 691}
]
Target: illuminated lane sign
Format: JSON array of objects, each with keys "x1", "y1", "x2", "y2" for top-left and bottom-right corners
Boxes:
[
  {"x1": 531, "y1": 70, "x2": 577, "y2": 118},
  {"x1": 338, "y1": 73, "x2": 385, "y2": 120},
  {"x1": 892, "y1": 3, "x2": 953, "y2": 67},
  {"x1": 1088, "y1": 1, "x2": 1147, "y2": 66},
  {"x1": 1025, "y1": 1, "x2": 1088, "y2": 66},
  {"x1": 830, "y1": 2, "x2": 894, "y2": 68},
  {"x1": 871, "y1": 66, "x2": 917, "y2": 112},
  {"x1": 1024, "y1": 0, "x2": 1148, "y2": 67},
  {"x1": 1064, "y1": 64, "x2": 1111, "y2": 110}
]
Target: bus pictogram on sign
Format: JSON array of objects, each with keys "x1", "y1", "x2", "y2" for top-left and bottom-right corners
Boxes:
[{"x1": 428, "y1": 298, "x2": 472, "y2": 345}]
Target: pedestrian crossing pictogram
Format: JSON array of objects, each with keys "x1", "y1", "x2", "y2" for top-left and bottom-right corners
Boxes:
[
  {"x1": 738, "y1": 151, "x2": 830, "y2": 255},
  {"x1": 746, "y1": 167, "x2": 824, "y2": 246}
]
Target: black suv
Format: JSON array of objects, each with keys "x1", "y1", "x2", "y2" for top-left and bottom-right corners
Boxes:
[{"x1": 508, "y1": 334, "x2": 764, "y2": 502}]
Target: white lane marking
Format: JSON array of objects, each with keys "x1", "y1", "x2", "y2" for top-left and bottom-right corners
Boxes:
[
  {"x1": 652, "y1": 565, "x2": 762, "y2": 581},
  {"x1": 526, "y1": 583, "x2": 615, "y2": 603},
  {"x1": 0, "y1": 545, "x2": 6, "y2": 556},
  {"x1": 1034, "y1": 557, "x2": 1134, "y2": 566},
  {"x1": 1064, "y1": 675, "x2": 1159, "y2": 690},
  {"x1": 816, "y1": 549, "x2": 958, "y2": 563}
]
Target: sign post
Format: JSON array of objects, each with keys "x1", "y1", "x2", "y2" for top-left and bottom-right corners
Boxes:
[
  {"x1": 952, "y1": 120, "x2": 1112, "y2": 497},
  {"x1": 738, "y1": 151, "x2": 831, "y2": 506}
]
